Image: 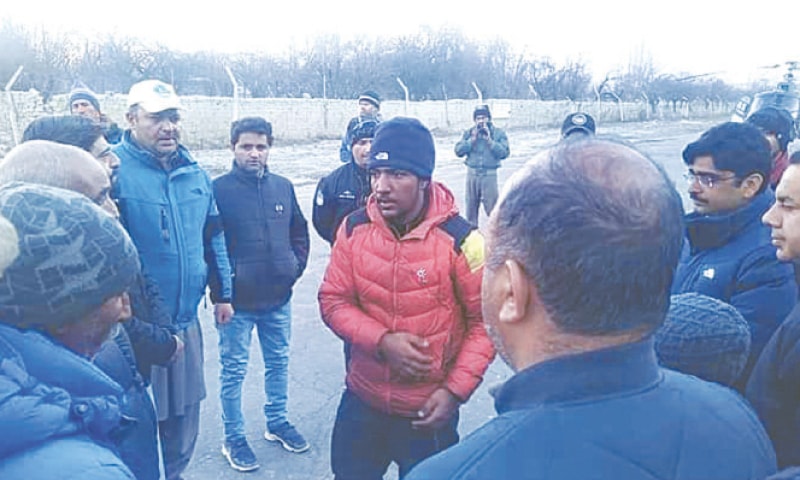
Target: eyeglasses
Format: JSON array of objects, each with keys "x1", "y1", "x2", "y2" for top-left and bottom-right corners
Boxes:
[{"x1": 683, "y1": 171, "x2": 737, "y2": 189}]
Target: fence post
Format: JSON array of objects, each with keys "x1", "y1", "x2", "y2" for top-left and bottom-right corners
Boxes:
[{"x1": 5, "y1": 65, "x2": 24, "y2": 146}]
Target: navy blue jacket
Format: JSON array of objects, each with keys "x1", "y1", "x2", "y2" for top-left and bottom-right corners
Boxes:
[
  {"x1": 748, "y1": 303, "x2": 800, "y2": 468},
  {"x1": 213, "y1": 164, "x2": 309, "y2": 311},
  {"x1": 0, "y1": 324, "x2": 134, "y2": 479},
  {"x1": 407, "y1": 339, "x2": 777, "y2": 480},
  {"x1": 312, "y1": 160, "x2": 370, "y2": 245},
  {"x1": 672, "y1": 189, "x2": 797, "y2": 385}
]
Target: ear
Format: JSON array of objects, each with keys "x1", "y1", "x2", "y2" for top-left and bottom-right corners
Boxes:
[
  {"x1": 497, "y1": 259, "x2": 530, "y2": 325},
  {"x1": 741, "y1": 172, "x2": 765, "y2": 198},
  {"x1": 419, "y1": 179, "x2": 430, "y2": 190},
  {"x1": 125, "y1": 110, "x2": 136, "y2": 127}
]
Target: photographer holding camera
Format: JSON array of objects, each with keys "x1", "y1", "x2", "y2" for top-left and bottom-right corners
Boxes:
[{"x1": 455, "y1": 104, "x2": 510, "y2": 225}]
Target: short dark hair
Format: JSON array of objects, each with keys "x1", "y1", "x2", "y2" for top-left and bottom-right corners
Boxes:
[
  {"x1": 22, "y1": 115, "x2": 104, "y2": 153},
  {"x1": 790, "y1": 150, "x2": 800, "y2": 165},
  {"x1": 682, "y1": 122, "x2": 771, "y2": 194},
  {"x1": 230, "y1": 116, "x2": 273, "y2": 147},
  {"x1": 747, "y1": 106, "x2": 795, "y2": 152},
  {"x1": 487, "y1": 139, "x2": 684, "y2": 336}
]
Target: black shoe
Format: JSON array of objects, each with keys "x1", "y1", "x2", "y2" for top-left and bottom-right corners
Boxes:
[
  {"x1": 221, "y1": 438, "x2": 259, "y2": 472},
  {"x1": 264, "y1": 423, "x2": 310, "y2": 453}
]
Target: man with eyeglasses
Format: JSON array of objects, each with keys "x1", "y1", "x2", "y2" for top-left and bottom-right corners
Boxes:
[
  {"x1": 672, "y1": 121, "x2": 796, "y2": 391},
  {"x1": 113, "y1": 79, "x2": 234, "y2": 480}
]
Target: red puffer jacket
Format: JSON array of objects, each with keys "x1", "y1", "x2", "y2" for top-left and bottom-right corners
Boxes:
[{"x1": 319, "y1": 182, "x2": 495, "y2": 417}]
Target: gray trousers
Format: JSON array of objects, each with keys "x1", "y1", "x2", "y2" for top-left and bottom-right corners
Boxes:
[
  {"x1": 160, "y1": 401, "x2": 201, "y2": 480},
  {"x1": 465, "y1": 169, "x2": 498, "y2": 225},
  {"x1": 152, "y1": 322, "x2": 205, "y2": 480}
]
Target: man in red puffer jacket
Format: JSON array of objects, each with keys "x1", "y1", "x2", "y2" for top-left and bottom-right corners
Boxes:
[{"x1": 319, "y1": 117, "x2": 495, "y2": 480}]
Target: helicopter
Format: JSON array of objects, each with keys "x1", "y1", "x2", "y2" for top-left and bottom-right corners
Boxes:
[{"x1": 731, "y1": 61, "x2": 800, "y2": 137}]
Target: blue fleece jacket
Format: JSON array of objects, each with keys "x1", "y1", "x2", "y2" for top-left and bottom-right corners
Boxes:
[{"x1": 113, "y1": 132, "x2": 232, "y2": 330}]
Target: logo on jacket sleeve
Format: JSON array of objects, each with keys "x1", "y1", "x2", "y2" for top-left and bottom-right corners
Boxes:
[
  {"x1": 702, "y1": 268, "x2": 715, "y2": 280},
  {"x1": 316, "y1": 190, "x2": 325, "y2": 206}
]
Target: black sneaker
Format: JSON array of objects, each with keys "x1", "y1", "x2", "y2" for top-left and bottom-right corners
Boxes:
[
  {"x1": 221, "y1": 437, "x2": 259, "y2": 472},
  {"x1": 264, "y1": 423, "x2": 309, "y2": 453}
]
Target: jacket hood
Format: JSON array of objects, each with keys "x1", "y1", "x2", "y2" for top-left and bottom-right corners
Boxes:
[
  {"x1": 366, "y1": 181, "x2": 459, "y2": 239},
  {"x1": 685, "y1": 189, "x2": 774, "y2": 252},
  {"x1": 0, "y1": 324, "x2": 122, "y2": 458}
]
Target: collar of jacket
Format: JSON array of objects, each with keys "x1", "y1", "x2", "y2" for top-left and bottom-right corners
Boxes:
[
  {"x1": 119, "y1": 130, "x2": 194, "y2": 172},
  {"x1": 231, "y1": 161, "x2": 269, "y2": 184},
  {"x1": 365, "y1": 181, "x2": 458, "y2": 240},
  {"x1": 0, "y1": 323, "x2": 123, "y2": 397},
  {"x1": 492, "y1": 337, "x2": 661, "y2": 413},
  {"x1": 685, "y1": 188, "x2": 774, "y2": 252}
]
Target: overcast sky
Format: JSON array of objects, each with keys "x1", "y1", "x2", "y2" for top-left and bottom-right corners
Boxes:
[{"x1": 3, "y1": 0, "x2": 798, "y2": 86}]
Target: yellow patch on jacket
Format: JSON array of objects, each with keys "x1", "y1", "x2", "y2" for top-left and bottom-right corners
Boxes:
[{"x1": 461, "y1": 230, "x2": 485, "y2": 273}]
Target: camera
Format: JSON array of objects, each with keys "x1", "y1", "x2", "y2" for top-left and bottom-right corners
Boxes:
[{"x1": 478, "y1": 126, "x2": 489, "y2": 136}]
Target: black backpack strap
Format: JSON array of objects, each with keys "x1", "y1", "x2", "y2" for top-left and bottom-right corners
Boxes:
[
  {"x1": 345, "y1": 208, "x2": 371, "y2": 238},
  {"x1": 438, "y1": 215, "x2": 476, "y2": 254}
]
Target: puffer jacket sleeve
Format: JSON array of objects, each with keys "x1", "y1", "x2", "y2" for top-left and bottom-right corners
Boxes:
[
  {"x1": 733, "y1": 245, "x2": 797, "y2": 361},
  {"x1": 0, "y1": 336, "x2": 72, "y2": 458},
  {"x1": 318, "y1": 222, "x2": 389, "y2": 358},
  {"x1": 443, "y1": 229, "x2": 495, "y2": 401}
]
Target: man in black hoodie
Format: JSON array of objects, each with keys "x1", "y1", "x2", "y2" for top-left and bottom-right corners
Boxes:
[{"x1": 212, "y1": 117, "x2": 310, "y2": 472}]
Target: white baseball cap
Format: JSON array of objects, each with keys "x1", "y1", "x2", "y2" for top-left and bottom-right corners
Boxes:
[{"x1": 126, "y1": 79, "x2": 182, "y2": 112}]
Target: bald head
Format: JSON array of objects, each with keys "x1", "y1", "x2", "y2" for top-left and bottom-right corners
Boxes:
[
  {"x1": 487, "y1": 138, "x2": 684, "y2": 336},
  {"x1": 0, "y1": 140, "x2": 116, "y2": 216}
]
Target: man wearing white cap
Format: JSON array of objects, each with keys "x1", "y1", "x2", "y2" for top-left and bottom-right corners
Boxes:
[{"x1": 113, "y1": 79, "x2": 234, "y2": 480}]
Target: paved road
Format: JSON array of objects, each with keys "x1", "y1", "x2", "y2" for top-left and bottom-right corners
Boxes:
[{"x1": 183, "y1": 117, "x2": 722, "y2": 479}]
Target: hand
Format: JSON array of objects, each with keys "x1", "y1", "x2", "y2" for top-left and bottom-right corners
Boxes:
[
  {"x1": 214, "y1": 303, "x2": 234, "y2": 325},
  {"x1": 412, "y1": 388, "x2": 460, "y2": 430},
  {"x1": 470, "y1": 128, "x2": 479, "y2": 142},
  {"x1": 378, "y1": 332, "x2": 433, "y2": 380},
  {"x1": 168, "y1": 335, "x2": 184, "y2": 364}
]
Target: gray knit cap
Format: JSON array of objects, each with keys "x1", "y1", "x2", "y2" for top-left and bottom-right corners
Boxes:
[
  {"x1": 655, "y1": 292, "x2": 750, "y2": 387},
  {"x1": 0, "y1": 182, "x2": 139, "y2": 329},
  {"x1": 68, "y1": 87, "x2": 101, "y2": 112}
]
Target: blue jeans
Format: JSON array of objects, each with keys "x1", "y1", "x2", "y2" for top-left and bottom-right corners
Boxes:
[
  {"x1": 218, "y1": 300, "x2": 291, "y2": 442},
  {"x1": 331, "y1": 389, "x2": 459, "y2": 479}
]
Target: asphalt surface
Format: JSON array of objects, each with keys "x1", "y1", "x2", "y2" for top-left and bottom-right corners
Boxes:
[{"x1": 182, "y1": 118, "x2": 722, "y2": 479}]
